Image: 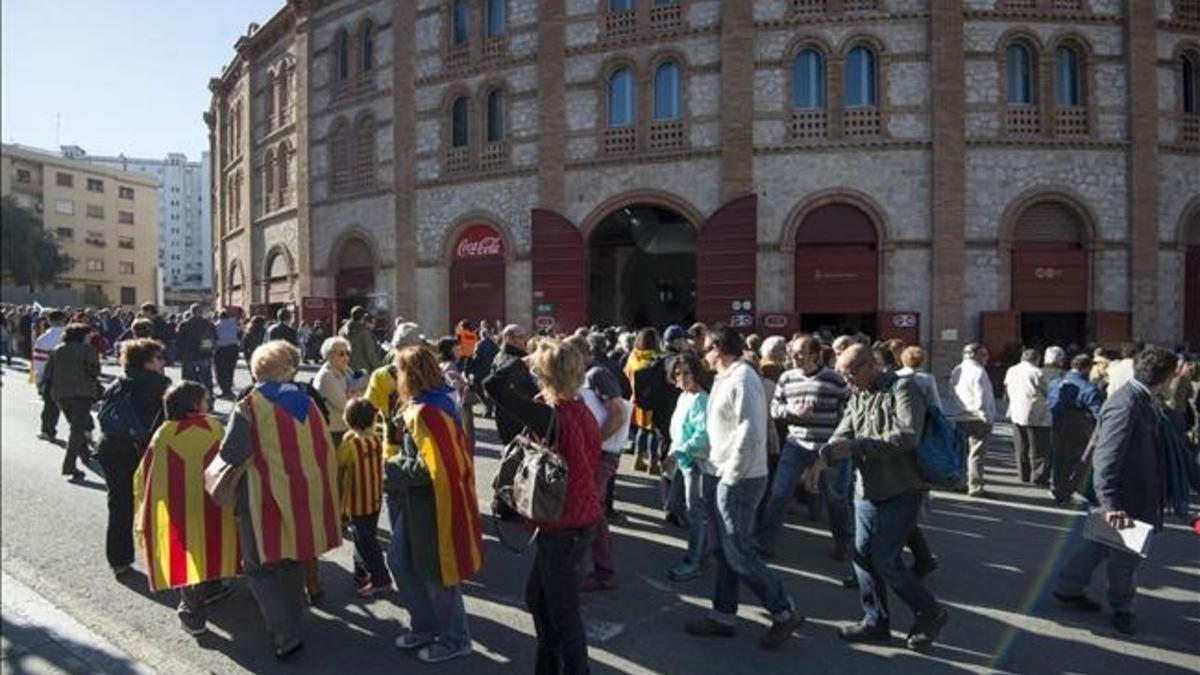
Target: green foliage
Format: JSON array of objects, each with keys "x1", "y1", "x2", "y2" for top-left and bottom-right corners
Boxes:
[{"x1": 1, "y1": 195, "x2": 73, "y2": 287}]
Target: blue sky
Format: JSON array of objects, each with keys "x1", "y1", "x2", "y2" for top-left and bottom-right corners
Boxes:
[{"x1": 2, "y1": 0, "x2": 284, "y2": 160}]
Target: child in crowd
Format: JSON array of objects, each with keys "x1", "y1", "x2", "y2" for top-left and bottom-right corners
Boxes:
[
  {"x1": 134, "y1": 381, "x2": 238, "y2": 636},
  {"x1": 337, "y1": 397, "x2": 392, "y2": 598}
]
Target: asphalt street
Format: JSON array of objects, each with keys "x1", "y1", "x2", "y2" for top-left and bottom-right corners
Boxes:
[{"x1": 1, "y1": 358, "x2": 1197, "y2": 675}]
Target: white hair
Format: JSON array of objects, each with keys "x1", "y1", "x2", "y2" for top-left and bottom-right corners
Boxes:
[
  {"x1": 320, "y1": 336, "x2": 351, "y2": 361},
  {"x1": 1044, "y1": 345, "x2": 1065, "y2": 367},
  {"x1": 391, "y1": 322, "x2": 423, "y2": 348},
  {"x1": 760, "y1": 335, "x2": 787, "y2": 360},
  {"x1": 500, "y1": 323, "x2": 523, "y2": 341}
]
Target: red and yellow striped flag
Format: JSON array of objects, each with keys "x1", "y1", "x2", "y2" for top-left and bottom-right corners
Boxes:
[
  {"x1": 242, "y1": 390, "x2": 342, "y2": 565},
  {"x1": 337, "y1": 431, "x2": 383, "y2": 518},
  {"x1": 403, "y1": 401, "x2": 483, "y2": 586},
  {"x1": 135, "y1": 415, "x2": 240, "y2": 592}
]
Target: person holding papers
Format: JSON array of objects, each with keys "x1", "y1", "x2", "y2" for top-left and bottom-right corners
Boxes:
[{"x1": 1053, "y1": 347, "x2": 1181, "y2": 636}]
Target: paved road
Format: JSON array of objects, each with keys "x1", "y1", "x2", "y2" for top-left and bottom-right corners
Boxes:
[{"x1": 1, "y1": 360, "x2": 1197, "y2": 674}]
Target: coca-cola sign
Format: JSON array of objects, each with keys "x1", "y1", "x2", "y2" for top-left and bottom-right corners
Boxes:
[{"x1": 454, "y1": 224, "x2": 505, "y2": 260}]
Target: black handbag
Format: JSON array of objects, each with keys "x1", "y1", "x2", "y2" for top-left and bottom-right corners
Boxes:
[{"x1": 492, "y1": 411, "x2": 569, "y2": 524}]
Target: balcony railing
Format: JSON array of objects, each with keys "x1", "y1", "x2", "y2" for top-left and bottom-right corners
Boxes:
[
  {"x1": 481, "y1": 140, "x2": 509, "y2": 169},
  {"x1": 604, "y1": 10, "x2": 636, "y2": 39},
  {"x1": 1182, "y1": 114, "x2": 1200, "y2": 145},
  {"x1": 789, "y1": 110, "x2": 828, "y2": 141},
  {"x1": 482, "y1": 36, "x2": 506, "y2": 61},
  {"x1": 843, "y1": 107, "x2": 881, "y2": 138},
  {"x1": 603, "y1": 126, "x2": 637, "y2": 155},
  {"x1": 789, "y1": 0, "x2": 826, "y2": 14},
  {"x1": 648, "y1": 120, "x2": 686, "y2": 152},
  {"x1": 1006, "y1": 104, "x2": 1041, "y2": 135},
  {"x1": 447, "y1": 44, "x2": 470, "y2": 71},
  {"x1": 650, "y1": 4, "x2": 682, "y2": 31},
  {"x1": 446, "y1": 146, "x2": 472, "y2": 173},
  {"x1": 1054, "y1": 106, "x2": 1089, "y2": 137},
  {"x1": 843, "y1": 0, "x2": 880, "y2": 11}
]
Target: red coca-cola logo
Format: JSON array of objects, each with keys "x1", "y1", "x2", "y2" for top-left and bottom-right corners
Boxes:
[{"x1": 454, "y1": 224, "x2": 504, "y2": 260}]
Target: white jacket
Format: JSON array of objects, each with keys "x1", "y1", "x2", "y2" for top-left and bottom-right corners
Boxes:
[
  {"x1": 946, "y1": 358, "x2": 996, "y2": 424},
  {"x1": 33, "y1": 325, "x2": 64, "y2": 384},
  {"x1": 1003, "y1": 361, "x2": 1050, "y2": 427},
  {"x1": 706, "y1": 359, "x2": 769, "y2": 485}
]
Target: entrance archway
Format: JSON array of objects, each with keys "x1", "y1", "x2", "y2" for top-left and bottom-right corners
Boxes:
[
  {"x1": 793, "y1": 203, "x2": 879, "y2": 337},
  {"x1": 449, "y1": 223, "x2": 506, "y2": 331},
  {"x1": 1186, "y1": 212, "x2": 1200, "y2": 349},
  {"x1": 265, "y1": 250, "x2": 294, "y2": 316},
  {"x1": 1011, "y1": 199, "x2": 1089, "y2": 350},
  {"x1": 335, "y1": 238, "x2": 376, "y2": 321},
  {"x1": 587, "y1": 205, "x2": 696, "y2": 328},
  {"x1": 227, "y1": 260, "x2": 245, "y2": 310}
]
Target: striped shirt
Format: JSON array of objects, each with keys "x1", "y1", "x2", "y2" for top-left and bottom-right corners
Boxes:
[
  {"x1": 337, "y1": 430, "x2": 384, "y2": 518},
  {"x1": 770, "y1": 366, "x2": 849, "y2": 451}
]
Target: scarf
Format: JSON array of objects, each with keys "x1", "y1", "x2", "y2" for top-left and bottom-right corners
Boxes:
[
  {"x1": 255, "y1": 381, "x2": 310, "y2": 422},
  {"x1": 415, "y1": 383, "x2": 461, "y2": 427}
]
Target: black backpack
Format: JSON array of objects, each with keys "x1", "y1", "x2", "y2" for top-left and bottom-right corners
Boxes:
[{"x1": 98, "y1": 378, "x2": 150, "y2": 442}]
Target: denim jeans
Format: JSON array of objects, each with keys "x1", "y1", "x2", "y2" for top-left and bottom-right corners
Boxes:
[
  {"x1": 634, "y1": 427, "x2": 659, "y2": 466},
  {"x1": 680, "y1": 464, "x2": 715, "y2": 565},
  {"x1": 853, "y1": 489, "x2": 940, "y2": 629},
  {"x1": 182, "y1": 359, "x2": 214, "y2": 402},
  {"x1": 387, "y1": 500, "x2": 471, "y2": 650},
  {"x1": 527, "y1": 528, "x2": 593, "y2": 675},
  {"x1": 757, "y1": 442, "x2": 854, "y2": 554},
  {"x1": 708, "y1": 477, "x2": 794, "y2": 624},
  {"x1": 1055, "y1": 535, "x2": 1143, "y2": 613}
]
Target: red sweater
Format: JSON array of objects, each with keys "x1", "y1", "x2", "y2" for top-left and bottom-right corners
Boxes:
[{"x1": 537, "y1": 399, "x2": 601, "y2": 532}]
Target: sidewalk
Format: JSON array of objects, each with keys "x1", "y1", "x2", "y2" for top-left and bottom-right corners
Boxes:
[{"x1": 1, "y1": 571, "x2": 155, "y2": 675}]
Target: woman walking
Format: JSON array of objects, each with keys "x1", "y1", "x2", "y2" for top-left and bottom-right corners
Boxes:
[
  {"x1": 385, "y1": 345, "x2": 483, "y2": 663},
  {"x1": 666, "y1": 353, "x2": 713, "y2": 582},
  {"x1": 486, "y1": 339, "x2": 601, "y2": 675}
]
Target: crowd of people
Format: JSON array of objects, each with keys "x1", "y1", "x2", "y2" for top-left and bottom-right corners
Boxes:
[{"x1": 3, "y1": 298, "x2": 1199, "y2": 670}]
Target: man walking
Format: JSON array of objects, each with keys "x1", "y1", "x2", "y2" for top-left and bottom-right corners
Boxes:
[
  {"x1": 1048, "y1": 353, "x2": 1105, "y2": 503},
  {"x1": 1004, "y1": 348, "x2": 1052, "y2": 486},
  {"x1": 804, "y1": 344, "x2": 948, "y2": 651},
  {"x1": 757, "y1": 335, "x2": 850, "y2": 560},
  {"x1": 33, "y1": 309, "x2": 67, "y2": 440},
  {"x1": 213, "y1": 310, "x2": 241, "y2": 398},
  {"x1": 946, "y1": 343, "x2": 996, "y2": 497},
  {"x1": 683, "y1": 326, "x2": 803, "y2": 650},
  {"x1": 1053, "y1": 347, "x2": 1180, "y2": 636},
  {"x1": 266, "y1": 307, "x2": 299, "y2": 346},
  {"x1": 340, "y1": 306, "x2": 384, "y2": 373},
  {"x1": 177, "y1": 304, "x2": 217, "y2": 398}
]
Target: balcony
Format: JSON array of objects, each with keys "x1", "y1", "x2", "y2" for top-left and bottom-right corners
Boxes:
[
  {"x1": 481, "y1": 140, "x2": 509, "y2": 170},
  {"x1": 648, "y1": 120, "x2": 686, "y2": 152},
  {"x1": 1182, "y1": 115, "x2": 1200, "y2": 145},
  {"x1": 445, "y1": 146, "x2": 472, "y2": 173},
  {"x1": 331, "y1": 73, "x2": 376, "y2": 101},
  {"x1": 482, "y1": 36, "x2": 506, "y2": 61},
  {"x1": 604, "y1": 10, "x2": 636, "y2": 39},
  {"x1": 650, "y1": 4, "x2": 682, "y2": 32},
  {"x1": 1006, "y1": 104, "x2": 1041, "y2": 136},
  {"x1": 843, "y1": 107, "x2": 881, "y2": 138},
  {"x1": 603, "y1": 126, "x2": 637, "y2": 155},
  {"x1": 447, "y1": 44, "x2": 470, "y2": 71},
  {"x1": 789, "y1": 110, "x2": 829, "y2": 141},
  {"x1": 789, "y1": 0, "x2": 826, "y2": 14},
  {"x1": 843, "y1": 0, "x2": 880, "y2": 11},
  {"x1": 1054, "y1": 106, "x2": 1089, "y2": 137},
  {"x1": 1053, "y1": 0, "x2": 1083, "y2": 9}
]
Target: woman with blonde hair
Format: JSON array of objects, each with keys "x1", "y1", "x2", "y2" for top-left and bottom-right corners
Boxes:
[
  {"x1": 484, "y1": 338, "x2": 601, "y2": 675},
  {"x1": 217, "y1": 340, "x2": 341, "y2": 659},
  {"x1": 384, "y1": 345, "x2": 482, "y2": 663}
]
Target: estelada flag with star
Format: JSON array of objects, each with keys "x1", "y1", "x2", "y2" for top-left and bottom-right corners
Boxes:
[{"x1": 135, "y1": 414, "x2": 240, "y2": 592}]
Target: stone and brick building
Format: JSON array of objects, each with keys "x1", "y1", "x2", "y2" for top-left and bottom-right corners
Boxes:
[{"x1": 208, "y1": 0, "x2": 1200, "y2": 371}]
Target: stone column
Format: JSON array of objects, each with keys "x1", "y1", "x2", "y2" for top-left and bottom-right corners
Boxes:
[
  {"x1": 1126, "y1": 2, "x2": 1159, "y2": 341},
  {"x1": 393, "y1": 1, "x2": 418, "y2": 319},
  {"x1": 294, "y1": 13, "x2": 312, "y2": 299},
  {"x1": 536, "y1": 0, "x2": 566, "y2": 213},
  {"x1": 929, "y1": 0, "x2": 967, "y2": 375},
  {"x1": 719, "y1": 1, "x2": 753, "y2": 201}
]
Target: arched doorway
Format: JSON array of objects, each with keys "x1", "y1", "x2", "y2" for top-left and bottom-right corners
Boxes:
[
  {"x1": 335, "y1": 238, "x2": 376, "y2": 322},
  {"x1": 265, "y1": 250, "x2": 294, "y2": 316},
  {"x1": 1011, "y1": 200, "x2": 1089, "y2": 350},
  {"x1": 1186, "y1": 213, "x2": 1200, "y2": 349},
  {"x1": 587, "y1": 205, "x2": 696, "y2": 328},
  {"x1": 449, "y1": 223, "x2": 506, "y2": 331},
  {"x1": 227, "y1": 261, "x2": 245, "y2": 311},
  {"x1": 794, "y1": 203, "x2": 879, "y2": 337}
]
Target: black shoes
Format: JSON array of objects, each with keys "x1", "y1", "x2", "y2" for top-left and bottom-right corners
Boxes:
[
  {"x1": 1053, "y1": 591, "x2": 1102, "y2": 613},
  {"x1": 683, "y1": 617, "x2": 737, "y2": 638},
  {"x1": 912, "y1": 556, "x2": 939, "y2": 580},
  {"x1": 841, "y1": 574, "x2": 859, "y2": 589},
  {"x1": 759, "y1": 613, "x2": 806, "y2": 650},
  {"x1": 838, "y1": 622, "x2": 892, "y2": 644},
  {"x1": 1111, "y1": 611, "x2": 1137, "y2": 635},
  {"x1": 906, "y1": 608, "x2": 949, "y2": 651}
]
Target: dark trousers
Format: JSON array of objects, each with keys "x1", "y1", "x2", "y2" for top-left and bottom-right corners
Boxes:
[
  {"x1": 349, "y1": 512, "x2": 391, "y2": 587},
  {"x1": 57, "y1": 397, "x2": 94, "y2": 474},
  {"x1": 214, "y1": 346, "x2": 239, "y2": 395},
  {"x1": 97, "y1": 439, "x2": 140, "y2": 568},
  {"x1": 526, "y1": 528, "x2": 593, "y2": 675},
  {"x1": 1012, "y1": 424, "x2": 1051, "y2": 485},
  {"x1": 40, "y1": 391, "x2": 61, "y2": 437},
  {"x1": 907, "y1": 525, "x2": 935, "y2": 569},
  {"x1": 182, "y1": 359, "x2": 214, "y2": 402},
  {"x1": 1052, "y1": 410, "x2": 1094, "y2": 500}
]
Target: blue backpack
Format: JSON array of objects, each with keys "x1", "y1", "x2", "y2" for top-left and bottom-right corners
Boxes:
[
  {"x1": 915, "y1": 403, "x2": 966, "y2": 488},
  {"x1": 98, "y1": 378, "x2": 149, "y2": 442}
]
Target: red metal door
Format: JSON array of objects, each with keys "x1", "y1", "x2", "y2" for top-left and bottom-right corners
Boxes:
[
  {"x1": 532, "y1": 209, "x2": 586, "y2": 333},
  {"x1": 697, "y1": 195, "x2": 757, "y2": 327},
  {"x1": 877, "y1": 312, "x2": 919, "y2": 345},
  {"x1": 795, "y1": 245, "x2": 878, "y2": 314},
  {"x1": 1091, "y1": 311, "x2": 1131, "y2": 346},
  {"x1": 980, "y1": 310, "x2": 1021, "y2": 387},
  {"x1": 450, "y1": 259, "x2": 506, "y2": 331},
  {"x1": 300, "y1": 297, "x2": 337, "y2": 327},
  {"x1": 1011, "y1": 245, "x2": 1088, "y2": 312},
  {"x1": 1187, "y1": 246, "x2": 1200, "y2": 349}
]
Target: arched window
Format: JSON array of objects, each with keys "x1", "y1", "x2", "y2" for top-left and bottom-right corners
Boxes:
[
  {"x1": 486, "y1": 0, "x2": 505, "y2": 38},
  {"x1": 653, "y1": 61, "x2": 681, "y2": 120},
  {"x1": 1184, "y1": 51, "x2": 1199, "y2": 114},
  {"x1": 1007, "y1": 42, "x2": 1035, "y2": 104},
  {"x1": 610, "y1": 0, "x2": 634, "y2": 10},
  {"x1": 844, "y1": 46, "x2": 877, "y2": 107},
  {"x1": 452, "y1": 97, "x2": 469, "y2": 147},
  {"x1": 277, "y1": 65, "x2": 290, "y2": 124},
  {"x1": 329, "y1": 117, "x2": 351, "y2": 193},
  {"x1": 452, "y1": 0, "x2": 469, "y2": 45},
  {"x1": 1055, "y1": 45, "x2": 1083, "y2": 106},
  {"x1": 277, "y1": 141, "x2": 290, "y2": 204},
  {"x1": 354, "y1": 115, "x2": 376, "y2": 188},
  {"x1": 334, "y1": 30, "x2": 350, "y2": 81},
  {"x1": 792, "y1": 49, "x2": 825, "y2": 109},
  {"x1": 265, "y1": 73, "x2": 276, "y2": 131},
  {"x1": 263, "y1": 148, "x2": 276, "y2": 211},
  {"x1": 487, "y1": 89, "x2": 505, "y2": 142},
  {"x1": 360, "y1": 21, "x2": 375, "y2": 73},
  {"x1": 608, "y1": 68, "x2": 634, "y2": 127}
]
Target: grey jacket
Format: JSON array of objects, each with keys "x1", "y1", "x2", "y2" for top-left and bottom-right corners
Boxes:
[
  {"x1": 45, "y1": 342, "x2": 101, "y2": 402},
  {"x1": 822, "y1": 371, "x2": 927, "y2": 502},
  {"x1": 342, "y1": 320, "x2": 384, "y2": 372}
]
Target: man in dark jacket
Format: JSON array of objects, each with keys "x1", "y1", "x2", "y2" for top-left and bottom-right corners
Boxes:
[
  {"x1": 340, "y1": 306, "x2": 384, "y2": 372},
  {"x1": 1053, "y1": 347, "x2": 1179, "y2": 636},
  {"x1": 176, "y1": 304, "x2": 217, "y2": 399},
  {"x1": 469, "y1": 329, "x2": 500, "y2": 417},
  {"x1": 486, "y1": 324, "x2": 537, "y2": 445},
  {"x1": 266, "y1": 307, "x2": 299, "y2": 346}
]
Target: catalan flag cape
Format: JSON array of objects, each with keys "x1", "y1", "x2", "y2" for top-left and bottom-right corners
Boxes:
[
  {"x1": 242, "y1": 385, "x2": 342, "y2": 565},
  {"x1": 135, "y1": 415, "x2": 239, "y2": 592},
  {"x1": 337, "y1": 431, "x2": 384, "y2": 518},
  {"x1": 403, "y1": 386, "x2": 483, "y2": 586}
]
